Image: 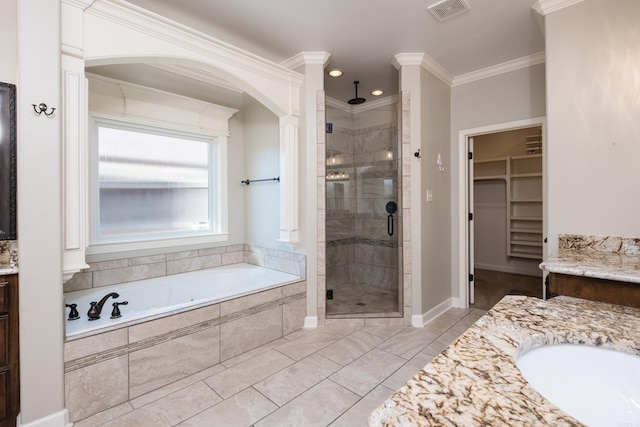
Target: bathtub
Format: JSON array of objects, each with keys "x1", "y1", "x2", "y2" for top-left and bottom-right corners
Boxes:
[{"x1": 64, "y1": 263, "x2": 302, "y2": 339}]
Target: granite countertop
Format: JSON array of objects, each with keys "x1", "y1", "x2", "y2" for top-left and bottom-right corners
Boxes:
[
  {"x1": 369, "y1": 295, "x2": 640, "y2": 426},
  {"x1": 540, "y1": 248, "x2": 640, "y2": 284},
  {"x1": 0, "y1": 266, "x2": 18, "y2": 275}
]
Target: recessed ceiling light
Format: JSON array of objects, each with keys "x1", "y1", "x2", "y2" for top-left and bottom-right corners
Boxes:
[
  {"x1": 371, "y1": 89, "x2": 384, "y2": 96},
  {"x1": 328, "y1": 69, "x2": 343, "y2": 77}
]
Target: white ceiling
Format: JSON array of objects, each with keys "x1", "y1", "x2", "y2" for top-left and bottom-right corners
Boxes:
[{"x1": 108, "y1": 0, "x2": 545, "y2": 105}]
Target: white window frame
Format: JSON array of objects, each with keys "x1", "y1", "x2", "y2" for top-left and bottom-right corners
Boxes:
[{"x1": 87, "y1": 114, "x2": 229, "y2": 255}]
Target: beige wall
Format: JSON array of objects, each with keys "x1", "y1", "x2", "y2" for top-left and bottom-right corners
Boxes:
[
  {"x1": 546, "y1": 0, "x2": 640, "y2": 250},
  {"x1": 0, "y1": 0, "x2": 16, "y2": 84},
  {"x1": 242, "y1": 94, "x2": 281, "y2": 248},
  {"x1": 421, "y1": 68, "x2": 452, "y2": 312}
]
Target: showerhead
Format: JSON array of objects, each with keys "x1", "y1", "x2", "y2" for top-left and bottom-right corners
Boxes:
[{"x1": 347, "y1": 81, "x2": 366, "y2": 105}]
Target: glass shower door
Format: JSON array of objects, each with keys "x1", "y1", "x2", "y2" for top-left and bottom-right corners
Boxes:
[{"x1": 325, "y1": 108, "x2": 401, "y2": 317}]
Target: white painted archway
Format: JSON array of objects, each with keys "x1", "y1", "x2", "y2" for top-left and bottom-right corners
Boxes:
[{"x1": 61, "y1": 0, "x2": 305, "y2": 278}]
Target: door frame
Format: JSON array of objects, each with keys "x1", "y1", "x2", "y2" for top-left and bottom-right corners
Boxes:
[{"x1": 457, "y1": 116, "x2": 547, "y2": 308}]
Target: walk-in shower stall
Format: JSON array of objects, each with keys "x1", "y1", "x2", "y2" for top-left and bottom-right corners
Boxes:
[{"x1": 325, "y1": 103, "x2": 401, "y2": 317}]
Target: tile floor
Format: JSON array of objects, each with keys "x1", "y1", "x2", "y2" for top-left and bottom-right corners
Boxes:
[{"x1": 74, "y1": 306, "x2": 487, "y2": 427}]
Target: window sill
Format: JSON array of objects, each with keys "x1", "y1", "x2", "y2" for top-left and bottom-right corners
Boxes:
[{"x1": 86, "y1": 233, "x2": 231, "y2": 261}]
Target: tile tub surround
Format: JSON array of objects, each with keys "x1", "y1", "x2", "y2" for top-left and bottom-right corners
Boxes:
[
  {"x1": 64, "y1": 280, "x2": 306, "y2": 423},
  {"x1": 64, "y1": 244, "x2": 306, "y2": 292},
  {"x1": 370, "y1": 295, "x2": 640, "y2": 426},
  {"x1": 539, "y1": 234, "x2": 640, "y2": 284}
]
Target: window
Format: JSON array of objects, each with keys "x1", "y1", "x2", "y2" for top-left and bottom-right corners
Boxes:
[{"x1": 90, "y1": 117, "x2": 226, "y2": 249}]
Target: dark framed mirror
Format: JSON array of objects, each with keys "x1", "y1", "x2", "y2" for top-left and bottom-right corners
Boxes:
[{"x1": 0, "y1": 82, "x2": 16, "y2": 240}]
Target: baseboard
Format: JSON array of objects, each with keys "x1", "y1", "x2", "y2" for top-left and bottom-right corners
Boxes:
[
  {"x1": 451, "y1": 297, "x2": 463, "y2": 308},
  {"x1": 474, "y1": 262, "x2": 542, "y2": 277},
  {"x1": 304, "y1": 316, "x2": 318, "y2": 328},
  {"x1": 17, "y1": 409, "x2": 72, "y2": 427},
  {"x1": 411, "y1": 298, "x2": 455, "y2": 327}
]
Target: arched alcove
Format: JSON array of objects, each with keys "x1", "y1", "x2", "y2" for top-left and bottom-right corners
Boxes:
[{"x1": 61, "y1": 0, "x2": 303, "y2": 278}]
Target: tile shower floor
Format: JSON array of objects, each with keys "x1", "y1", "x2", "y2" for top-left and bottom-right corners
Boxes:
[
  {"x1": 326, "y1": 283, "x2": 399, "y2": 315},
  {"x1": 75, "y1": 307, "x2": 486, "y2": 427}
]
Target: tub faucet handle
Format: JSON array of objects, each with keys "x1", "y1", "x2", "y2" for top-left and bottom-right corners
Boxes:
[
  {"x1": 66, "y1": 303, "x2": 80, "y2": 321},
  {"x1": 111, "y1": 301, "x2": 128, "y2": 319}
]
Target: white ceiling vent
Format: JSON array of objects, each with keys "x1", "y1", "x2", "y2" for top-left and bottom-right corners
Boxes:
[{"x1": 427, "y1": 0, "x2": 471, "y2": 21}]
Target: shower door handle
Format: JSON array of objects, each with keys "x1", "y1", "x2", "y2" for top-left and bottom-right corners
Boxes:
[{"x1": 385, "y1": 201, "x2": 397, "y2": 237}]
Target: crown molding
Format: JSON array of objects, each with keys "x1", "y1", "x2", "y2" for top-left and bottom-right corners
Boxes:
[
  {"x1": 280, "y1": 52, "x2": 331, "y2": 70},
  {"x1": 85, "y1": 0, "x2": 304, "y2": 89},
  {"x1": 88, "y1": 73, "x2": 239, "y2": 120},
  {"x1": 146, "y1": 63, "x2": 244, "y2": 94},
  {"x1": 393, "y1": 53, "x2": 454, "y2": 87},
  {"x1": 392, "y1": 53, "x2": 425, "y2": 68},
  {"x1": 420, "y1": 54, "x2": 454, "y2": 86},
  {"x1": 326, "y1": 94, "x2": 400, "y2": 113},
  {"x1": 532, "y1": 0, "x2": 584, "y2": 15},
  {"x1": 452, "y1": 51, "x2": 546, "y2": 86},
  {"x1": 62, "y1": 0, "x2": 95, "y2": 10}
]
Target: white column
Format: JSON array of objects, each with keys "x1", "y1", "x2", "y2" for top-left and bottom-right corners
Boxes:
[
  {"x1": 17, "y1": 0, "x2": 68, "y2": 425},
  {"x1": 278, "y1": 115, "x2": 300, "y2": 245},
  {"x1": 393, "y1": 53, "x2": 424, "y2": 324},
  {"x1": 302, "y1": 52, "x2": 329, "y2": 326},
  {"x1": 61, "y1": 1, "x2": 90, "y2": 281},
  {"x1": 61, "y1": 59, "x2": 89, "y2": 281}
]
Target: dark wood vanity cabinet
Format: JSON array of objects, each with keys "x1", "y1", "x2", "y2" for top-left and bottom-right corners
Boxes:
[
  {"x1": 548, "y1": 272, "x2": 640, "y2": 309},
  {"x1": 0, "y1": 274, "x2": 18, "y2": 427}
]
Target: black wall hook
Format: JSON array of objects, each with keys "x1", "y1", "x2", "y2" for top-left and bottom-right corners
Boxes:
[{"x1": 32, "y1": 103, "x2": 56, "y2": 116}]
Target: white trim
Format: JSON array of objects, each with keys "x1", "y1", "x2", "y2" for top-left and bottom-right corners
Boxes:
[
  {"x1": 145, "y1": 63, "x2": 244, "y2": 94},
  {"x1": 411, "y1": 298, "x2": 455, "y2": 327},
  {"x1": 453, "y1": 52, "x2": 546, "y2": 86},
  {"x1": 87, "y1": 115, "x2": 230, "y2": 254},
  {"x1": 62, "y1": 56, "x2": 90, "y2": 282},
  {"x1": 393, "y1": 53, "x2": 454, "y2": 87},
  {"x1": 421, "y1": 54, "x2": 454, "y2": 86},
  {"x1": 83, "y1": 0, "x2": 303, "y2": 88},
  {"x1": 457, "y1": 117, "x2": 546, "y2": 308},
  {"x1": 17, "y1": 409, "x2": 72, "y2": 427},
  {"x1": 87, "y1": 74, "x2": 238, "y2": 134},
  {"x1": 304, "y1": 316, "x2": 318, "y2": 328},
  {"x1": 325, "y1": 94, "x2": 400, "y2": 114},
  {"x1": 74, "y1": 0, "x2": 303, "y2": 118},
  {"x1": 280, "y1": 52, "x2": 331, "y2": 70},
  {"x1": 392, "y1": 53, "x2": 425, "y2": 68},
  {"x1": 395, "y1": 52, "x2": 544, "y2": 89},
  {"x1": 533, "y1": 0, "x2": 584, "y2": 16},
  {"x1": 278, "y1": 115, "x2": 300, "y2": 246}
]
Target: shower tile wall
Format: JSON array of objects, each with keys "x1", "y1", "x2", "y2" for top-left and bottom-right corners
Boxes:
[{"x1": 326, "y1": 122, "x2": 399, "y2": 296}]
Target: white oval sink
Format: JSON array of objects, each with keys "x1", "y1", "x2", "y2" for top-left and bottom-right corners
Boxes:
[{"x1": 516, "y1": 344, "x2": 640, "y2": 427}]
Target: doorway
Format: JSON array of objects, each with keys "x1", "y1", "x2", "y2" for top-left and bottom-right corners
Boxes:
[{"x1": 458, "y1": 118, "x2": 547, "y2": 309}]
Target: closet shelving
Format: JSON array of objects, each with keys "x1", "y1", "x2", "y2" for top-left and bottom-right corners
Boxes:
[
  {"x1": 473, "y1": 157, "x2": 507, "y2": 180},
  {"x1": 474, "y1": 153, "x2": 542, "y2": 260}
]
